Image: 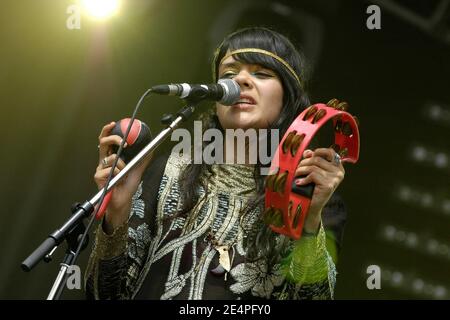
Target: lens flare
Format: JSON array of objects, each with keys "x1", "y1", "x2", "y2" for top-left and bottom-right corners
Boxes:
[{"x1": 82, "y1": 0, "x2": 120, "y2": 19}]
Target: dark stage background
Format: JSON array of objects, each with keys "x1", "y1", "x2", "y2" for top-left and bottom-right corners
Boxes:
[{"x1": 0, "y1": 0, "x2": 449, "y2": 299}]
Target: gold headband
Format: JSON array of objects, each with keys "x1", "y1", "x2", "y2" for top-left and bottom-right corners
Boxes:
[{"x1": 218, "y1": 48, "x2": 303, "y2": 88}]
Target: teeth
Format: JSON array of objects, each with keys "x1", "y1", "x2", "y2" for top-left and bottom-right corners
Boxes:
[{"x1": 236, "y1": 98, "x2": 252, "y2": 104}]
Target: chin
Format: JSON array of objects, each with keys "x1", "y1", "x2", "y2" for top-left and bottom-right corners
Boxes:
[
  {"x1": 217, "y1": 105, "x2": 249, "y2": 126},
  {"x1": 221, "y1": 117, "x2": 257, "y2": 130}
]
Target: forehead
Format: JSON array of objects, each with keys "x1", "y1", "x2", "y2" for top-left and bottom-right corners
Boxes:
[
  {"x1": 218, "y1": 55, "x2": 270, "y2": 71},
  {"x1": 219, "y1": 55, "x2": 239, "y2": 68}
]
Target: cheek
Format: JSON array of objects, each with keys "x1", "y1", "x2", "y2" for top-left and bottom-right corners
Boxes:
[
  {"x1": 216, "y1": 104, "x2": 227, "y2": 125},
  {"x1": 216, "y1": 104, "x2": 226, "y2": 116},
  {"x1": 262, "y1": 85, "x2": 284, "y2": 122}
]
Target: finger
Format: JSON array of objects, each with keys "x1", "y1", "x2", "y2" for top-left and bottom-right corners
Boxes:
[
  {"x1": 298, "y1": 155, "x2": 336, "y2": 172},
  {"x1": 295, "y1": 171, "x2": 322, "y2": 186},
  {"x1": 294, "y1": 165, "x2": 326, "y2": 178},
  {"x1": 96, "y1": 167, "x2": 121, "y2": 178},
  {"x1": 295, "y1": 168, "x2": 344, "y2": 192},
  {"x1": 302, "y1": 149, "x2": 313, "y2": 158},
  {"x1": 98, "y1": 122, "x2": 116, "y2": 140},
  {"x1": 98, "y1": 122, "x2": 116, "y2": 158},
  {"x1": 115, "y1": 157, "x2": 126, "y2": 170},
  {"x1": 94, "y1": 167, "x2": 121, "y2": 187},
  {"x1": 311, "y1": 148, "x2": 335, "y2": 162},
  {"x1": 312, "y1": 148, "x2": 344, "y2": 169},
  {"x1": 98, "y1": 135, "x2": 126, "y2": 161},
  {"x1": 99, "y1": 154, "x2": 126, "y2": 170}
]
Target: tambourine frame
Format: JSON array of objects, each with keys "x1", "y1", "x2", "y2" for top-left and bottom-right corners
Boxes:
[{"x1": 264, "y1": 101, "x2": 360, "y2": 240}]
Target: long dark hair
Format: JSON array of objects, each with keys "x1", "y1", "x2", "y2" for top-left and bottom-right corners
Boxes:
[{"x1": 178, "y1": 27, "x2": 311, "y2": 267}]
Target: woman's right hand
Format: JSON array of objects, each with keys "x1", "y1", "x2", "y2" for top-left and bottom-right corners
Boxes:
[{"x1": 94, "y1": 122, "x2": 153, "y2": 234}]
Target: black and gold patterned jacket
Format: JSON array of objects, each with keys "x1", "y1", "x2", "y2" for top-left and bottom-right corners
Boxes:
[{"x1": 85, "y1": 152, "x2": 347, "y2": 300}]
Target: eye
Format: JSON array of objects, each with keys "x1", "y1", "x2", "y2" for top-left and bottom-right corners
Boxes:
[
  {"x1": 219, "y1": 71, "x2": 237, "y2": 79},
  {"x1": 252, "y1": 71, "x2": 273, "y2": 78}
]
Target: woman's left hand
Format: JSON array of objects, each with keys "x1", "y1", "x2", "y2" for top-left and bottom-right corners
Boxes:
[{"x1": 294, "y1": 148, "x2": 345, "y2": 233}]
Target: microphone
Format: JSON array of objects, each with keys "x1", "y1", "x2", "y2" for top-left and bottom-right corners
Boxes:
[
  {"x1": 150, "y1": 79, "x2": 240, "y2": 106},
  {"x1": 95, "y1": 118, "x2": 152, "y2": 220}
]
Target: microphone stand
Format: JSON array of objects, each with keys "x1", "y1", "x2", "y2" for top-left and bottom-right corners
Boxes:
[
  {"x1": 46, "y1": 202, "x2": 90, "y2": 300},
  {"x1": 21, "y1": 102, "x2": 198, "y2": 299}
]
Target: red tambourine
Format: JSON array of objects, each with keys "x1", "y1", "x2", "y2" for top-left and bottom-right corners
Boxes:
[{"x1": 264, "y1": 99, "x2": 360, "y2": 240}]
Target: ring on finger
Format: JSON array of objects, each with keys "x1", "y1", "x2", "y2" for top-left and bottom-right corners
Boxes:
[
  {"x1": 333, "y1": 153, "x2": 341, "y2": 166},
  {"x1": 102, "y1": 157, "x2": 108, "y2": 168}
]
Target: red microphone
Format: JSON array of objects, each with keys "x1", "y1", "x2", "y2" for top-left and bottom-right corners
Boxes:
[{"x1": 95, "y1": 118, "x2": 152, "y2": 220}]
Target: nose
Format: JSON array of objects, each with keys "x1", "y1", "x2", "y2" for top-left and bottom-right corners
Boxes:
[{"x1": 233, "y1": 70, "x2": 253, "y2": 89}]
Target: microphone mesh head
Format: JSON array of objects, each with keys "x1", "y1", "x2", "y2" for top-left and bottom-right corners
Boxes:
[{"x1": 218, "y1": 79, "x2": 240, "y2": 106}]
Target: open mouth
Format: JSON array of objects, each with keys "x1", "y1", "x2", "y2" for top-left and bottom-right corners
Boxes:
[{"x1": 232, "y1": 95, "x2": 256, "y2": 108}]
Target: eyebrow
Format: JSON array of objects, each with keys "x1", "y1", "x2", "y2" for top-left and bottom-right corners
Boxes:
[
  {"x1": 219, "y1": 62, "x2": 241, "y2": 70},
  {"x1": 218, "y1": 61, "x2": 277, "y2": 77}
]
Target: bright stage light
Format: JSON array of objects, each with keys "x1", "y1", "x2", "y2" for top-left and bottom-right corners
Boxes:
[{"x1": 82, "y1": 0, "x2": 120, "y2": 19}]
